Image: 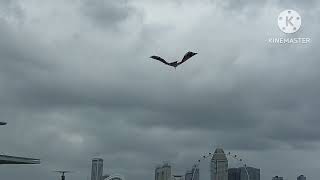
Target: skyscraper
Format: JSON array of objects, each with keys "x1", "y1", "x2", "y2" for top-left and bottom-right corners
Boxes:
[
  {"x1": 211, "y1": 148, "x2": 228, "y2": 180},
  {"x1": 228, "y1": 168, "x2": 241, "y2": 180},
  {"x1": 91, "y1": 158, "x2": 103, "y2": 180},
  {"x1": 228, "y1": 167, "x2": 260, "y2": 180},
  {"x1": 240, "y1": 167, "x2": 260, "y2": 180},
  {"x1": 297, "y1": 175, "x2": 306, "y2": 180},
  {"x1": 155, "y1": 163, "x2": 171, "y2": 180}
]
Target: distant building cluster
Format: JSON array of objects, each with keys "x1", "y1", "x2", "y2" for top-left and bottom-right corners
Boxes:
[
  {"x1": 153, "y1": 148, "x2": 307, "y2": 180},
  {"x1": 91, "y1": 158, "x2": 124, "y2": 180},
  {"x1": 154, "y1": 148, "x2": 261, "y2": 180},
  {"x1": 271, "y1": 175, "x2": 307, "y2": 180},
  {"x1": 90, "y1": 156, "x2": 307, "y2": 180}
]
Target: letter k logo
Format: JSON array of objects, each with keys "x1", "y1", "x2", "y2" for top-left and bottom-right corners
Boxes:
[
  {"x1": 278, "y1": 10, "x2": 301, "y2": 34},
  {"x1": 286, "y1": 16, "x2": 294, "y2": 27}
]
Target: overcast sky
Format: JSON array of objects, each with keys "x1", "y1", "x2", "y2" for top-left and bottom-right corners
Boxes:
[{"x1": 0, "y1": 0, "x2": 320, "y2": 180}]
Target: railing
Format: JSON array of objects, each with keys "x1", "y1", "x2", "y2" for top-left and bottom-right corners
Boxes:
[{"x1": 0, "y1": 154, "x2": 40, "y2": 164}]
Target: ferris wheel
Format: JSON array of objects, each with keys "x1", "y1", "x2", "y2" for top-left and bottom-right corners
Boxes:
[{"x1": 191, "y1": 150, "x2": 250, "y2": 180}]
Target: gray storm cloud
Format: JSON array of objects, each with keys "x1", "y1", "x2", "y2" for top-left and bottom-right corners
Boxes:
[{"x1": 0, "y1": 0, "x2": 320, "y2": 180}]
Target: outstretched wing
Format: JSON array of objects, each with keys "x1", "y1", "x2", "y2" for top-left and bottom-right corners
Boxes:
[
  {"x1": 178, "y1": 51, "x2": 197, "y2": 65},
  {"x1": 150, "y1": 56, "x2": 169, "y2": 65}
]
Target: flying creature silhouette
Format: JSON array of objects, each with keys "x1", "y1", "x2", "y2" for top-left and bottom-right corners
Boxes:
[{"x1": 150, "y1": 51, "x2": 197, "y2": 69}]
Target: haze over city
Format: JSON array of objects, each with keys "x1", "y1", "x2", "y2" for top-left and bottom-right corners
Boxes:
[{"x1": 0, "y1": 0, "x2": 319, "y2": 180}]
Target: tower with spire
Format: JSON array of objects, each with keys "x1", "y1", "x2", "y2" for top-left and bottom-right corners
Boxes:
[{"x1": 210, "y1": 148, "x2": 228, "y2": 180}]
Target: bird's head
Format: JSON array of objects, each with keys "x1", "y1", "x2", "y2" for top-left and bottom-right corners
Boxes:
[{"x1": 190, "y1": 52, "x2": 198, "y2": 56}]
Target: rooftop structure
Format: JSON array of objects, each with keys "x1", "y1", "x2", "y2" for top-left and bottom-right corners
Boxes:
[{"x1": 0, "y1": 154, "x2": 40, "y2": 164}]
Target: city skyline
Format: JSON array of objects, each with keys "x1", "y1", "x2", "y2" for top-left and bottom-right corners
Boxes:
[{"x1": 1, "y1": 0, "x2": 320, "y2": 180}]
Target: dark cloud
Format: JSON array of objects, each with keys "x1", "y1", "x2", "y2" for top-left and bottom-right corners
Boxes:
[
  {"x1": 80, "y1": 0, "x2": 135, "y2": 28},
  {"x1": 0, "y1": 0, "x2": 24, "y2": 20}
]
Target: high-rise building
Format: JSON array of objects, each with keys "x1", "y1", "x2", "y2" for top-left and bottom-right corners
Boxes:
[
  {"x1": 211, "y1": 148, "x2": 228, "y2": 180},
  {"x1": 272, "y1": 176, "x2": 284, "y2": 180},
  {"x1": 155, "y1": 163, "x2": 171, "y2": 180},
  {"x1": 185, "y1": 165, "x2": 199, "y2": 180},
  {"x1": 297, "y1": 175, "x2": 306, "y2": 180},
  {"x1": 91, "y1": 158, "x2": 103, "y2": 180},
  {"x1": 228, "y1": 168, "x2": 241, "y2": 180},
  {"x1": 240, "y1": 167, "x2": 260, "y2": 180},
  {"x1": 228, "y1": 167, "x2": 260, "y2": 180}
]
